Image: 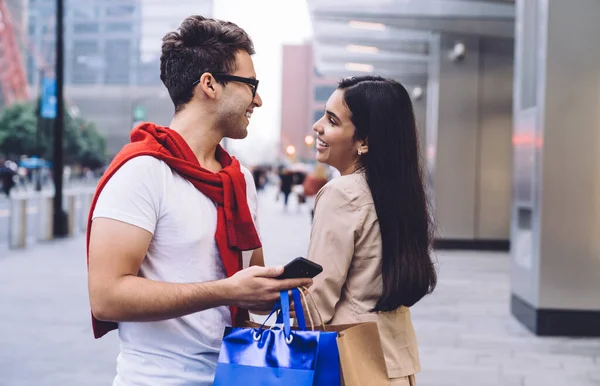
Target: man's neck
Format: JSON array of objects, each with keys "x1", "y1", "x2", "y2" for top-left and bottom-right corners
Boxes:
[{"x1": 169, "y1": 107, "x2": 223, "y2": 172}]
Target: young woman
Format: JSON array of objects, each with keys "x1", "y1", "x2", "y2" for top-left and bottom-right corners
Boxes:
[{"x1": 305, "y1": 76, "x2": 437, "y2": 385}]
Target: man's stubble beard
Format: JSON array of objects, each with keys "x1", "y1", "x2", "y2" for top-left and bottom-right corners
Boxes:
[{"x1": 216, "y1": 104, "x2": 248, "y2": 140}]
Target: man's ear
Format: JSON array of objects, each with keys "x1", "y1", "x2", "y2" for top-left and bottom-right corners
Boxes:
[{"x1": 196, "y1": 72, "x2": 217, "y2": 100}]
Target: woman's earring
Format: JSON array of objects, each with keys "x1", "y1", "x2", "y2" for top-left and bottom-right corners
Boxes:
[{"x1": 358, "y1": 149, "x2": 363, "y2": 155}]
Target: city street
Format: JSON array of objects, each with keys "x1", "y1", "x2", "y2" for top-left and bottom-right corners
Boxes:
[
  {"x1": 1, "y1": 185, "x2": 599, "y2": 386},
  {"x1": 0, "y1": 195, "x2": 39, "y2": 248}
]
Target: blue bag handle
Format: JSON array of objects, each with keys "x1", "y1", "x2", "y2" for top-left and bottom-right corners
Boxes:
[
  {"x1": 276, "y1": 289, "x2": 307, "y2": 329},
  {"x1": 281, "y1": 290, "x2": 292, "y2": 339},
  {"x1": 255, "y1": 289, "x2": 307, "y2": 344},
  {"x1": 257, "y1": 299, "x2": 281, "y2": 331},
  {"x1": 280, "y1": 289, "x2": 308, "y2": 337},
  {"x1": 253, "y1": 299, "x2": 283, "y2": 342}
]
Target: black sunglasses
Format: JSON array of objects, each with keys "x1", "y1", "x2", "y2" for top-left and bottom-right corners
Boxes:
[{"x1": 193, "y1": 73, "x2": 259, "y2": 99}]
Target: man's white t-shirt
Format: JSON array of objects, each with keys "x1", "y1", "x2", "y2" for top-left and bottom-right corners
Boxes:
[{"x1": 92, "y1": 156, "x2": 260, "y2": 386}]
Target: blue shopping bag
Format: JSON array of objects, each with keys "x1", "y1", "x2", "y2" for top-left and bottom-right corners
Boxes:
[
  {"x1": 214, "y1": 289, "x2": 341, "y2": 386},
  {"x1": 283, "y1": 289, "x2": 341, "y2": 386},
  {"x1": 214, "y1": 290, "x2": 317, "y2": 385}
]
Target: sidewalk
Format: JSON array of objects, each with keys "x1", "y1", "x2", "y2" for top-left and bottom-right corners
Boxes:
[
  {"x1": 411, "y1": 251, "x2": 600, "y2": 386},
  {"x1": 0, "y1": 186, "x2": 312, "y2": 386},
  {"x1": 1, "y1": 185, "x2": 599, "y2": 386},
  {"x1": 0, "y1": 236, "x2": 119, "y2": 386}
]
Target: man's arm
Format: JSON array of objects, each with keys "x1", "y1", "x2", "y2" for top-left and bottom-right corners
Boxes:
[
  {"x1": 250, "y1": 248, "x2": 265, "y2": 267},
  {"x1": 88, "y1": 218, "x2": 311, "y2": 322}
]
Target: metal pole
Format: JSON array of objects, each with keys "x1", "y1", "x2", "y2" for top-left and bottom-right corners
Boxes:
[
  {"x1": 35, "y1": 68, "x2": 44, "y2": 191},
  {"x1": 53, "y1": 0, "x2": 68, "y2": 237}
]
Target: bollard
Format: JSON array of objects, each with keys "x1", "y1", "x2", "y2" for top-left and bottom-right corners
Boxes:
[
  {"x1": 66, "y1": 193, "x2": 76, "y2": 237},
  {"x1": 37, "y1": 194, "x2": 54, "y2": 242},
  {"x1": 79, "y1": 191, "x2": 93, "y2": 232},
  {"x1": 8, "y1": 196, "x2": 27, "y2": 249}
]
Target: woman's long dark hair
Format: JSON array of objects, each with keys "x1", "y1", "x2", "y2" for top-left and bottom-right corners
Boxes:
[{"x1": 338, "y1": 75, "x2": 437, "y2": 311}]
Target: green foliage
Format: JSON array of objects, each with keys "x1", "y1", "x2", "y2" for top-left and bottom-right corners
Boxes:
[
  {"x1": 0, "y1": 99, "x2": 106, "y2": 168},
  {"x1": 74, "y1": 118, "x2": 107, "y2": 169},
  {"x1": 0, "y1": 102, "x2": 39, "y2": 157}
]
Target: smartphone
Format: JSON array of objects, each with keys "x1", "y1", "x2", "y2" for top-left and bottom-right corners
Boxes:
[{"x1": 276, "y1": 257, "x2": 323, "y2": 280}]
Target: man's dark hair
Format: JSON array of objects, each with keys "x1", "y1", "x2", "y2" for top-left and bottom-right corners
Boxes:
[{"x1": 160, "y1": 15, "x2": 255, "y2": 113}]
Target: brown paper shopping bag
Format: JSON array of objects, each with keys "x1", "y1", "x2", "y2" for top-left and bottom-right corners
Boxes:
[
  {"x1": 332, "y1": 322, "x2": 390, "y2": 386},
  {"x1": 295, "y1": 287, "x2": 390, "y2": 385}
]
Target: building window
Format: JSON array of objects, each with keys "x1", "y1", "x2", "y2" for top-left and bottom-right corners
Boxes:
[
  {"x1": 72, "y1": 8, "x2": 98, "y2": 20},
  {"x1": 106, "y1": 5, "x2": 135, "y2": 17},
  {"x1": 27, "y1": 56, "x2": 37, "y2": 85},
  {"x1": 314, "y1": 85, "x2": 336, "y2": 102},
  {"x1": 104, "y1": 39, "x2": 131, "y2": 84},
  {"x1": 105, "y1": 23, "x2": 132, "y2": 33},
  {"x1": 72, "y1": 41, "x2": 99, "y2": 84},
  {"x1": 73, "y1": 23, "x2": 99, "y2": 33}
]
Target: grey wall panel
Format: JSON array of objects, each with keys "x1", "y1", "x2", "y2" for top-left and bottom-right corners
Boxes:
[
  {"x1": 477, "y1": 38, "x2": 514, "y2": 239},
  {"x1": 433, "y1": 35, "x2": 480, "y2": 239},
  {"x1": 427, "y1": 34, "x2": 513, "y2": 243}
]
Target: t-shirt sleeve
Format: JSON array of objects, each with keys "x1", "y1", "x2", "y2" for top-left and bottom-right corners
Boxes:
[
  {"x1": 92, "y1": 156, "x2": 163, "y2": 235},
  {"x1": 241, "y1": 165, "x2": 260, "y2": 237}
]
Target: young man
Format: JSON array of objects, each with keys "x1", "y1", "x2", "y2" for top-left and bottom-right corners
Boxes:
[{"x1": 87, "y1": 16, "x2": 311, "y2": 385}]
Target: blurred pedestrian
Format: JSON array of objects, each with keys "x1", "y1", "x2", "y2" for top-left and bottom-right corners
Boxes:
[
  {"x1": 86, "y1": 16, "x2": 310, "y2": 386},
  {"x1": 0, "y1": 161, "x2": 16, "y2": 197},
  {"x1": 302, "y1": 163, "x2": 329, "y2": 221},
  {"x1": 303, "y1": 76, "x2": 438, "y2": 385},
  {"x1": 251, "y1": 167, "x2": 262, "y2": 190},
  {"x1": 251, "y1": 166, "x2": 267, "y2": 191},
  {"x1": 278, "y1": 167, "x2": 294, "y2": 210}
]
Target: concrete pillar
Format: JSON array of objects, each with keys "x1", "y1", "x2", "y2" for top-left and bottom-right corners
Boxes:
[{"x1": 510, "y1": 0, "x2": 600, "y2": 336}]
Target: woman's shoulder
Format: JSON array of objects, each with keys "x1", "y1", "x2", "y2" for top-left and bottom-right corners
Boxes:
[{"x1": 316, "y1": 172, "x2": 372, "y2": 208}]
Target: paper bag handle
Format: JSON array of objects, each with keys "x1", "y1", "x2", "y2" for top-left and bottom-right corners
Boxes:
[{"x1": 299, "y1": 286, "x2": 327, "y2": 331}]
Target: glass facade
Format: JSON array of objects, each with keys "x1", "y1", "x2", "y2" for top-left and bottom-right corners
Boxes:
[{"x1": 27, "y1": 0, "x2": 142, "y2": 86}]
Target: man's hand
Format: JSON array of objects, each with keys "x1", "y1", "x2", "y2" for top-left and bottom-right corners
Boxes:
[{"x1": 223, "y1": 265, "x2": 312, "y2": 312}]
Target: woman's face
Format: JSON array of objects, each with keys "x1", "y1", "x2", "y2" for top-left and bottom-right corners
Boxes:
[{"x1": 312, "y1": 89, "x2": 365, "y2": 175}]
